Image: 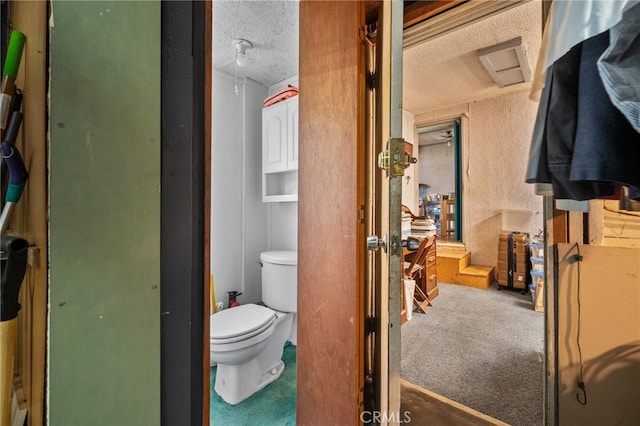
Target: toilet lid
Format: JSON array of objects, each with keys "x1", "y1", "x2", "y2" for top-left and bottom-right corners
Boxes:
[
  {"x1": 260, "y1": 250, "x2": 297, "y2": 265},
  {"x1": 210, "y1": 304, "x2": 276, "y2": 341}
]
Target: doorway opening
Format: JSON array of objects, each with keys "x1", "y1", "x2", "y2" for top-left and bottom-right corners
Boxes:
[
  {"x1": 416, "y1": 120, "x2": 462, "y2": 243},
  {"x1": 210, "y1": 1, "x2": 299, "y2": 424},
  {"x1": 398, "y1": 1, "x2": 545, "y2": 424}
]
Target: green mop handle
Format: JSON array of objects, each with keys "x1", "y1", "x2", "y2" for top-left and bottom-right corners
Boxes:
[
  {"x1": 0, "y1": 30, "x2": 26, "y2": 138},
  {"x1": 0, "y1": 32, "x2": 25, "y2": 423}
]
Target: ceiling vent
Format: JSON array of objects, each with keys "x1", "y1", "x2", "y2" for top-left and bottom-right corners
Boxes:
[{"x1": 477, "y1": 37, "x2": 531, "y2": 88}]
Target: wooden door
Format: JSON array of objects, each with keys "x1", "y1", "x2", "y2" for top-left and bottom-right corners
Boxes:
[{"x1": 297, "y1": 1, "x2": 367, "y2": 424}]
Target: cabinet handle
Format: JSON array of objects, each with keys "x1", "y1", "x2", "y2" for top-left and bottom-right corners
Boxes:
[
  {"x1": 428, "y1": 256, "x2": 435, "y2": 263},
  {"x1": 429, "y1": 274, "x2": 436, "y2": 281}
]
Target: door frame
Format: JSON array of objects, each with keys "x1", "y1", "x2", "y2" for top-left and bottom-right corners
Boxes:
[
  {"x1": 160, "y1": 1, "x2": 210, "y2": 424},
  {"x1": 415, "y1": 117, "x2": 465, "y2": 243}
]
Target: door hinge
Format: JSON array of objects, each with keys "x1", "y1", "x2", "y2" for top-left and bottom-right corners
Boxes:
[
  {"x1": 377, "y1": 137, "x2": 416, "y2": 177},
  {"x1": 366, "y1": 316, "x2": 376, "y2": 334},
  {"x1": 366, "y1": 72, "x2": 377, "y2": 91}
]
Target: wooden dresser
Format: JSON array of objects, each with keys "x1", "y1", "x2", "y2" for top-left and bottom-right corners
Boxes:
[{"x1": 421, "y1": 240, "x2": 439, "y2": 300}]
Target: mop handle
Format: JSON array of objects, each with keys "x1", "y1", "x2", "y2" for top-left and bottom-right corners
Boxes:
[
  {"x1": 0, "y1": 30, "x2": 25, "y2": 136},
  {"x1": 0, "y1": 110, "x2": 27, "y2": 235},
  {"x1": 3, "y1": 111, "x2": 22, "y2": 147},
  {"x1": 2, "y1": 31, "x2": 26, "y2": 80},
  {"x1": 1, "y1": 111, "x2": 27, "y2": 203},
  {"x1": 1, "y1": 143, "x2": 27, "y2": 202}
]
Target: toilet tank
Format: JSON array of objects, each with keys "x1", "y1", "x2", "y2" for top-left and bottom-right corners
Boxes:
[{"x1": 260, "y1": 250, "x2": 297, "y2": 313}]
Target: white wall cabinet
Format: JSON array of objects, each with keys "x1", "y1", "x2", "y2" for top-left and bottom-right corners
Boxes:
[{"x1": 262, "y1": 96, "x2": 298, "y2": 202}]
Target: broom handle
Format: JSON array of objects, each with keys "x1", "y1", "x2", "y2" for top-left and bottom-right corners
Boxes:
[
  {"x1": 0, "y1": 236, "x2": 29, "y2": 425},
  {"x1": 0, "y1": 318, "x2": 17, "y2": 426}
]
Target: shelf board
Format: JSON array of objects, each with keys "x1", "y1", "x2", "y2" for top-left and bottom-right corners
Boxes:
[{"x1": 263, "y1": 193, "x2": 298, "y2": 203}]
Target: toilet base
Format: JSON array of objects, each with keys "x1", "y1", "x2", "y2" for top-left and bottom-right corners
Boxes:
[
  {"x1": 213, "y1": 312, "x2": 293, "y2": 405},
  {"x1": 215, "y1": 358, "x2": 285, "y2": 405}
]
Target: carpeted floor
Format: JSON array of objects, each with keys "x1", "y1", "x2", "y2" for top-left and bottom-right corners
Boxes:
[
  {"x1": 210, "y1": 343, "x2": 296, "y2": 425},
  {"x1": 401, "y1": 282, "x2": 544, "y2": 426}
]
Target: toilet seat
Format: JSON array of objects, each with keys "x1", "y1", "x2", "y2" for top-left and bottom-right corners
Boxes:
[{"x1": 210, "y1": 304, "x2": 276, "y2": 348}]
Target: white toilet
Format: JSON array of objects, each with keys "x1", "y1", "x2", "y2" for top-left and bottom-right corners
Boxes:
[{"x1": 210, "y1": 250, "x2": 297, "y2": 405}]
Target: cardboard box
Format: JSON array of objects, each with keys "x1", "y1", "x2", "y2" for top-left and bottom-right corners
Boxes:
[{"x1": 531, "y1": 271, "x2": 544, "y2": 312}]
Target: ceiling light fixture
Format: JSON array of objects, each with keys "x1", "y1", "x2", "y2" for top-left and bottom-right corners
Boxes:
[
  {"x1": 231, "y1": 39, "x2": 253, "y2": 96},
  {"x1": 478, "y1": 37, "x2": 530, "y2": 88},
  {"x1": 232, "y1": 39, "x2": 253, "y2": 67}
]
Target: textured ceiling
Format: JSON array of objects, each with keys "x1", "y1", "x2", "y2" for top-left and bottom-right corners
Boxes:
[
  {"x1": 212, "y1": 0, "x2": 541, "y2": 112},
  {"x1": 403, "y1": 0, "x2": 542, "y2": 115},
  {"x1": 213, "y1": 0, "x2": 299, "y2": 88}
]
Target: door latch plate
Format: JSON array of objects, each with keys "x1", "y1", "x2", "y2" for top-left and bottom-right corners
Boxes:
[{"x1": 377, "y1": 137, "x2": 416, "y2": 177}]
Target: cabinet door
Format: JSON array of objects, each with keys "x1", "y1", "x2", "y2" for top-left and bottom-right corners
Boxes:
[
  {"x1": 287, "y1": 97, "x2": 299, "y2": 170},
  {"x1": 263, "y1": 103, "x2": 288, "y2": 173}
]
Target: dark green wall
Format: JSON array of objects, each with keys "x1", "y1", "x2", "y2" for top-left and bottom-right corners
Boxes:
[{"x1": 49, "y1": 1, "x2": 160, "y2": 423}]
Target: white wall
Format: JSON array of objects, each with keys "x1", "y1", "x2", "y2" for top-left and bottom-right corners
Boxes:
[
  {"x1": 244, "y1": 79, "x2": 271, "y2": 303},
  {"x1": 402, "y1": 110, "x2": 418, "y2": 213},
  {"x1": 269, "y1": 202, "x2": 298, "y2": 251},
  {"x1": 418, "y1": 142, "x2": 455, "y2": 197},
  {"x1": 211, "y1": 73, "x2": 299, "y2": 308},
  {"x1": 466, "y1": 90, "x2": 542, "y2": 265},
  {"x1": 211, "y1": 72, "x2": 268, "y2": 307},
  {"x1": 415, "y1": 89, "x2": 543, "y2": 266}
]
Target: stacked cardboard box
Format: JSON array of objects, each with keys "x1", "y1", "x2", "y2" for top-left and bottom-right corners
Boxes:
[{"x1": 497, "y1": 232, "x2": 530, "y2": 290}]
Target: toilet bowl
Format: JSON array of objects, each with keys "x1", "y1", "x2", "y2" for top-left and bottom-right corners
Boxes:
[
  {"x1": 210, "y1": 250, "x2": 297, "y2": 405},
  {"x1": 210, "y1": 303, "x2": 293, "y2": 405}
]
